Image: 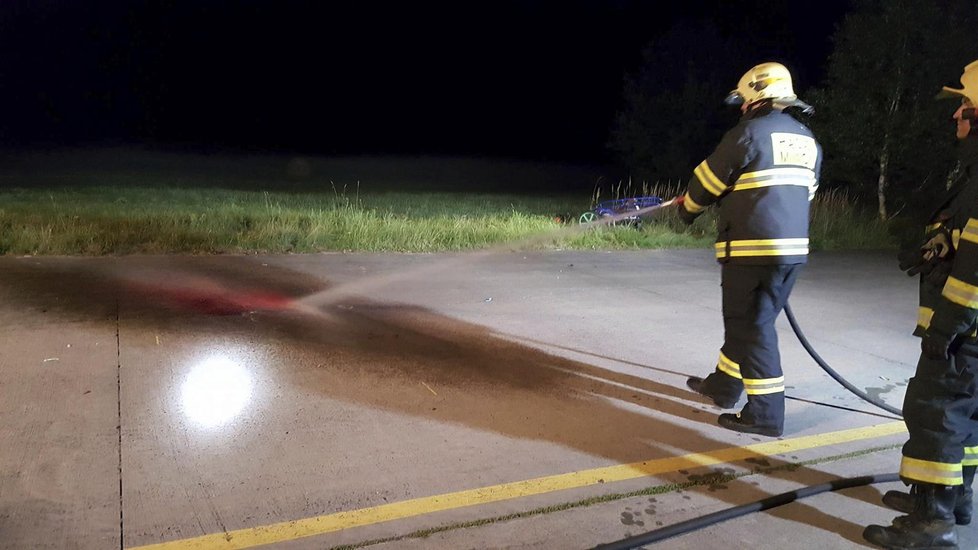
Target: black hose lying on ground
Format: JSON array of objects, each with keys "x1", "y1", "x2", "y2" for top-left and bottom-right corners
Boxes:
[
  {"x1": 783, "y1": 303, "x2": 904, "y2": 418},
  {"x1": 592, "y1": 473, "x2": 900, "y2": 549},
  {"x1": 593, "y1": 302, "x2": 908, "y2": 549}
]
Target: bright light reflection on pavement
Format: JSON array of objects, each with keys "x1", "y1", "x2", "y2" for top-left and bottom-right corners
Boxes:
[{"x1": 180, "y1": 356, "x2": 254, "y2": 428}]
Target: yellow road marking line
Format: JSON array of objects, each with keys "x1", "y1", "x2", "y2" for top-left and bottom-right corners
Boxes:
[{"x1": 130, "y1": 421, "x2": 906, "y2": 550}]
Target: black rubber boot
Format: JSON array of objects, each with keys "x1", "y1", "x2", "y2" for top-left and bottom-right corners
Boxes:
[
  {"x1": 960, "y1": 465, "x2": 975, "y2": 525},
  {"x1": 717, "y1": 412, "x2": 782, "y2": 437},
  {"x1": 863, "y1": 483, "x2": 959, "y2": 549},
  {"x1": 686, "y1": 376, "x2": 738, "y2": 409},
  {"x1": 883, "y1": 466, "x2": 974, "y2": 525}
]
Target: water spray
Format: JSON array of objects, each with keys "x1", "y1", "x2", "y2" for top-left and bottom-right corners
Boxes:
[
  {"x1": 112, "y1": 197, "x2": 681, "y2": 319},
  {"x1": 289, "y1": 197, "x2": 681, "y2": 313}
]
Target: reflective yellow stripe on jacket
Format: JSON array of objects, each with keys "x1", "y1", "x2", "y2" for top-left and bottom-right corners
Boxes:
[
  {"x1": 683, "y1": 192, "x2": 706, "y2": 213},
  {"x1": 733, "y1": 167, "x2": 816, "y2": 191},
  {"x1": 900, "y1": 456, "x2": 963, "y2": 485},
  {"x1": 694, "y1": 160, "x2": 728, "y2": 197},
  {"x1": 964, "y1": 446, "x2": 978, "y2": 467},
  {"x1": 959, "y1": 218, "x2": 978, "y2": 243},
  {"x1": 918, "y1": 306, "x2": 976, "y2": 337},
  {"x1": 960, "y1": 218, "x2": 978, "y2": 245},
  {"x1": 943, "y1": 276, "x2": 978, "y2": 309},
  {"x1": 917, "y1": 307, "x2": 934, "y2": 330},
  {"x1": 715, "y1": 238, "x2": 809, "y2": 259}
]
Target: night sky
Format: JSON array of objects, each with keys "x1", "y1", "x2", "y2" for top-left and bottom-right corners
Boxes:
[{"x1": 0, "y1": 0, "x2": 851, "y2": 163}]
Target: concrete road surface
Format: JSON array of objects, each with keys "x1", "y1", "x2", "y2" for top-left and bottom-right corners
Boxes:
[{"x1": 0, "y1": 249, "x2": 971, "y2": 549}]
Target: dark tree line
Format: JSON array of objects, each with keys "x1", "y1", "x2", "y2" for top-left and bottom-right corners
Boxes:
[
  {"x1": 608, "y1": 20, "x2": 749, "y2": 185},
  {"x1": 610, "y1": 0, "x2": 978, "y2": 221}
]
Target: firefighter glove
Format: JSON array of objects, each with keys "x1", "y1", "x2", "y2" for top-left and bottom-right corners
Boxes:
[
  {"x1": 924, "y1": 260, "x2": 954, "y2": 288},
  {"x1": 922, "y1": 230, "x2": 954, "y2": 261},
  {"x1": 921, "y1": 330, "x2": 953, "y2": 360},
  {"x1": 675, "y1": 197, "x2": 698, "y2": 225},
  {"x1": 898, "y1": 229, "x2": 954, "y2": 277},
  {"x1": 898, "y1": 247, "x2": 930, "y2": 275}
]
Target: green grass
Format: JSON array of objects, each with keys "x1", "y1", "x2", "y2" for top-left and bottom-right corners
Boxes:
[
  {"x1": 809, "y1": 189, "x2": 896, "y2": 250},
  {"x1": 0, "y1": 185, "x2": 702, "y2": 254},
  {"x1": 0, "y1": 185, "x2": 894, "y2": 255},
  {"x1": 0, "y1": 150, "x2": 897, "y2": 255}
]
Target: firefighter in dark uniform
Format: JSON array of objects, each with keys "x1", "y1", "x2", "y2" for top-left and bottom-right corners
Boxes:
[
  {"x1": 679, "y1": 62, "x2": 822, "y2": 438},
  {"x1": 864, "y1": 60, "x2": 978, "y2": 550}
]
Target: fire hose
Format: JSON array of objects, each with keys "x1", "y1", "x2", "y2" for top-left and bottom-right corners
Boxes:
[
  {"x1": 593, "y1": 473, "x2": 901, "y2": 549},
  {"x1": 592, "y1": 198, "x2": 906, "y2": 548},
  {"x1": 784, "y1": 303, "x2": 904, "y2": 418}
]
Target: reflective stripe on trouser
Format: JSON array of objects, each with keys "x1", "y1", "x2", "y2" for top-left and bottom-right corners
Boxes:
[
  {"x1": 716, "y1": 351, "x2": 741, "y2": 379},
  {"x1": 743, "y1": 376, "x2": 785, "y2": 395},
  {"x1": 900, "y1": 457, "x2": 963, "y2": 485},
  {"x1": 902, "y1": 337, "x2": 978, "y2": 484},
  {"x1": 699, "y1": 264, "x2": 800, "y2": 427}
]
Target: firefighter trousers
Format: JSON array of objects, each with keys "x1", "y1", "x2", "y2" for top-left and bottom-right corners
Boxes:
[
  {"x1": 901, "y1": 337, "x2": 978, "y2": 485},
  {"x1": 699, "y1": 263, "x2": 800, "y2": 430}
]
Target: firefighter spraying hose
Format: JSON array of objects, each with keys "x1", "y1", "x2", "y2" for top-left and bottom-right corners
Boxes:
[
  {"x1": 593, "y1": 61, "x2": 902, "y2": 549},
  {"x1": 676, "y1": 61, "x2": 823, "y2": 439},
  {"x1": 598, "y1": 60, "x2": 978, "y2": 550}
]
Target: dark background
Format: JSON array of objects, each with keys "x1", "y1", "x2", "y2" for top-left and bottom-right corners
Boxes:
[{"x1": 0, "y1": 0, "x2": 850, "y2": 163}]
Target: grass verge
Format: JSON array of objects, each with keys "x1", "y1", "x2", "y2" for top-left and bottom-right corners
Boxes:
[{"x1": 0, "y1": 186, "x2": 893, "y2": 255}]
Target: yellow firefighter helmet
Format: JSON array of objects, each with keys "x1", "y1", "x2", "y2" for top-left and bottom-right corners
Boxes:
[
  {"x1": 725, "y1": 62, "x2": 805, "y2": 108},
  {"x1": 938, "y1": 60, "x2": 978, "y2": 105}
]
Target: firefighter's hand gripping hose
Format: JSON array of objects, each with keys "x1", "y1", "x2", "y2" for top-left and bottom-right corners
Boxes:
[{"x1": 593, "y1": 300, "x2": 906, "y2": 548}]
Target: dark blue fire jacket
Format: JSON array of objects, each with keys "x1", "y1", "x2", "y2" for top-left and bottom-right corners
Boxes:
[
  {"x1": 916, "y1": 140, "x2": 978, "y2": 340},
  {"x1": 682, "y1": 105, "x2": 822, "y2": 264}
]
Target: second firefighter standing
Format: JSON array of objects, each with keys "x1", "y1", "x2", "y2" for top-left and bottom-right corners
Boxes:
[{"x1": 863, "y1": 60, "x2": 978, "y2": 550}]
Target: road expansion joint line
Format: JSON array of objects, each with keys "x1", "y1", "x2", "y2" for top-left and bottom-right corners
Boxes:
[
  {"x1": 330, "y1": 442, "x2": 902, "y2": 550},
  {"x1": 117, "y1": 298, "x2": 125, "y2": 550},
  {"x1": 126, "y1": 422, "x2": 906, "y2": 550}
]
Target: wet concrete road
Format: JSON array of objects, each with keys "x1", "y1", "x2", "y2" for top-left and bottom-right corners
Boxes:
[{"x1": 0, "y1": 250, "x2": 968, "y2": 549}]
